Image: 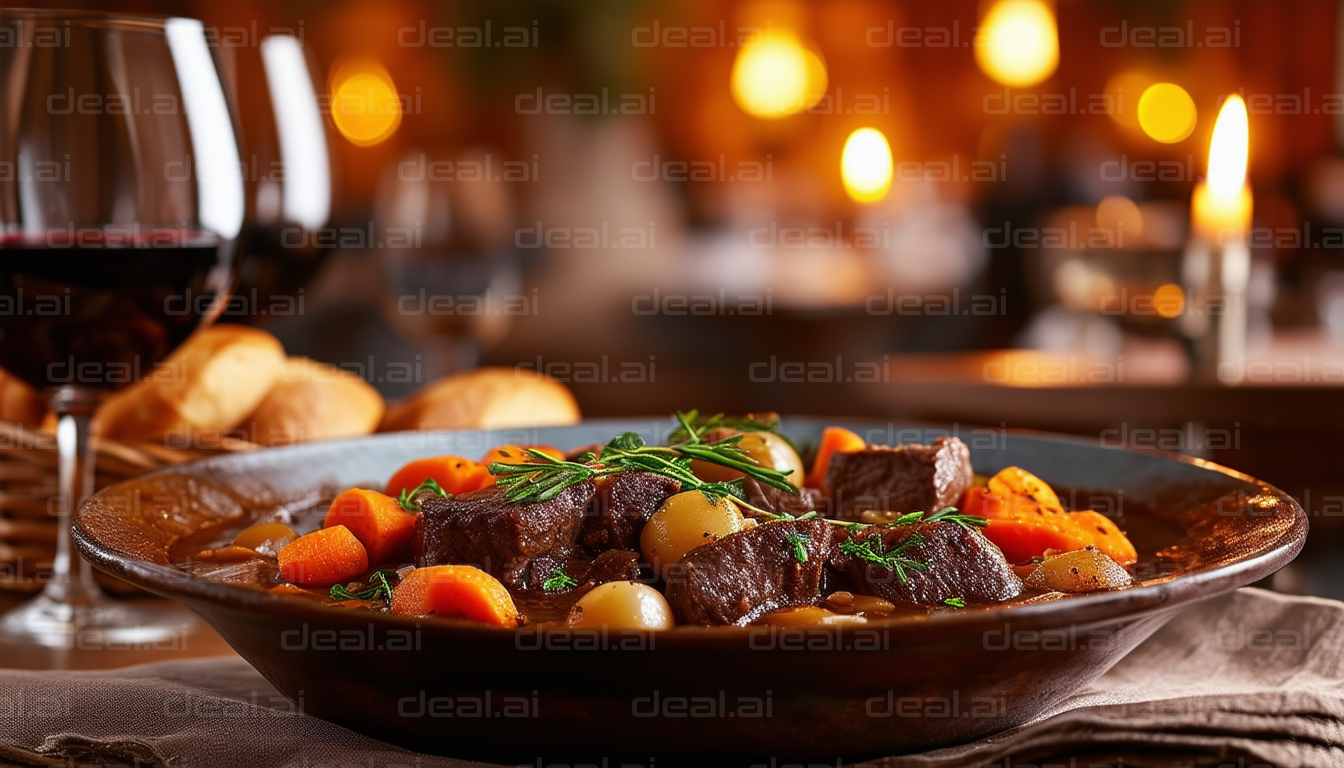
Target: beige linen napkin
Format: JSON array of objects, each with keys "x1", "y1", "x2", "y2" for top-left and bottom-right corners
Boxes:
[{"x1": 1, "y1": 588, "x2": 1341, "y2": 768}]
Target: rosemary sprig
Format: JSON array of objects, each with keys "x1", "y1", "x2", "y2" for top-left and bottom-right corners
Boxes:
[
  {"x1": 490, "y1": 450, "x2": 597, "y2": 502},
  {"x1": 785, "y1": 532, "x2": 811, "y2": 562},
  {"x1": 397, "y1": 478, "x2": 450, "y2": 511},
  {"x1": 839, "y1": 532, "x2": 929, "y2": 583},
  {"x1": 669, "y1": 410, "x2": 799, "y2": 452},
  {"x1": 923, "y1": 506, "x2": 990, "y2": 529},
  {"x1": 330, "y1": 569, "x2": 399, "y2": 604},
  {"x1": 542, "y1": 567, "x2": 578, "y2": 593},
  {"x1": 893, "y1": 507, "x2": 990, "y2": 529},
  {"x1": 667, "y1": 411, "x2": 797, "y2": 494}
]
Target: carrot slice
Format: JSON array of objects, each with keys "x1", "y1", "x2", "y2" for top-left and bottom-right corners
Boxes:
[
  {"x1": 1062, "y1": 510, "x2": 1137, "y2": 566},
  {"x1": 805, "y1": 426, "x2": 867, "y2": 488},
  {"x1": 984, "y1": 514, "x2": 1136, "y2": 567},
  {"x1": 986, "y1": 466, "x2": 1065, "y2": 515},
  {"x1": 972, "y1": 467, "x2": 1137, "y2": 567},
  {"x1": 482, "y1": 444, "x2": 564, "y2": 468},
  {"x1": 323, "y1": 488, "x2": 418, "y2": 564},
  {"x1": 277, "y1": 525, "x2": 369, "y2": 586},
  {"x1": 963, "y1": 486, "x2": 1040, "y2": 519},
  {"x1": 387, "y1": 456, "x2": 492, "y2": 498},
  {"x1": 390, "y1": 565, "x2": 521, "y2": 626},
  {"x1": 983, "y1": 516, "x2": 1085, "y2": 565}
]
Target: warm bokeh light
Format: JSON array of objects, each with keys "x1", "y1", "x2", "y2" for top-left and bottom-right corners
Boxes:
[
  {"x1": 329, "y1": 60, "x2": 402, "y2": 147},
  {"x1": 840, "y1": 128, "x2": 893, "y2": 203},
  {"x1": 1154, "y1": 283, "x2": 1185, "y2": 318},
  {"x1": 975, "y1": 0, "x2": 1059, "y2": 88},
  {"x1": 1095, "y1": 195, "x2": 1143, "y2": 247},
  {"x1": 730, "y1": 31, "x2": 827, "y2": 119},
  {"x1": 1192, "y1": 95, "x2": 1253, "y2": 237},
  {"x1": 1137, "y1": 83, "x2": 1197, "y2": 144}
]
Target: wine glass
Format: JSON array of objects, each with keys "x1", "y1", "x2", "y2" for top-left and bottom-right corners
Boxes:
[
  {"x1": 232, "y1": 32, "x2": 333, "y2": 323},
  {"x1": 375, "y1": 148, "x2": 521, "y2": 386},
  {"x1": 0, "y1": 10, "x2": 244, "y2": 646}
]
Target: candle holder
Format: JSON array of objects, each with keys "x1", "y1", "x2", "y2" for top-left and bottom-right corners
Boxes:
[{"x1": 1181, "y1": 232, "x2": 1250, "y2": 383}]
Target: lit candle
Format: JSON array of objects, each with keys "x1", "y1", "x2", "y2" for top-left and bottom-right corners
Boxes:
[
  {"x1": 1191, "y1": 95, "x2": 1253, "y2": 241},
  {"x1": 1184, "y1": 94, "x2": 1252, "y2": 382}
]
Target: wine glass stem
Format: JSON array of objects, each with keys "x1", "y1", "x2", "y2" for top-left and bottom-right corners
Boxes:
[{"x1": 41, "y1": 386, "x2": 104, "y2": 608}]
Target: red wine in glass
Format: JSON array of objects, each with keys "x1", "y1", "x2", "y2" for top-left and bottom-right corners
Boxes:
[{"x1": 0, "y1": 235, "x2": 230, "y2": 390}]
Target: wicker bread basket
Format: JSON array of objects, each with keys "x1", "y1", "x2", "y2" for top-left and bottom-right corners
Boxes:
[{"x1": 0, "y1": 420, "x2": 256, "y2": 593}]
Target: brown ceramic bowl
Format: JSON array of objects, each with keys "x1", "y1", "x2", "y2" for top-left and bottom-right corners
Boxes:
[{"x1": 73, "y1": 418, "x2": 1306, "y2": 763}]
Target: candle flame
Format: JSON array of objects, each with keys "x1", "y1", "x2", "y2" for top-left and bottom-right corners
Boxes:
[{"x1": 1206, "y1": 95, "x2": 1249, "y2": 198}]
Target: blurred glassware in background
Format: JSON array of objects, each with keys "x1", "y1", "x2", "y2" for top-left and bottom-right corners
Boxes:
[
  {"x1": 230, "y1": 33, "x2": 333, "y2": 321},
  {"x1": 1018, "y1": 197, "x2": 1190, "y2": 380},
  {"x1": 1317, "y1": 271, "x2": 1344, "y2": 344},
  {"x1": 375, "y1": 148, "x2": 520, "y2": 381}
]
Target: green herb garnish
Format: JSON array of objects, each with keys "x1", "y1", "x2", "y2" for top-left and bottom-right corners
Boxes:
[
  {"x1": 397, "y1": 478, "x2": 450, "y2": 511},
  {"x1": 490, "y1": 450, "x2": 597, "y2": 502},
  {"x1": 785, "y1": 532, "x2": 811, "y2": 562},
  {"x1": 330, "y1": 569, "x2": 399, "y2": 604},
  {"x1": 943, "y1": 596, "x2": 966, "y2": 609},
  {"x1": 893, "y1": 507, "x2": 989, "y2": 529},
  {"x1": 839, "y1": 532, "x2": 929, "y2": 583},
  {"x1": 924, "y1": 506, "x2": 990, "y2": 529},
  {"x1": 488, "y1": 411, "x2": 796, "y2": 510},
  {"x1": 542, "y1": 567, "x2": 578, "y2": 593},
  {"x1": 669, "y1": 411, "x2": 799, "y2": 452}
]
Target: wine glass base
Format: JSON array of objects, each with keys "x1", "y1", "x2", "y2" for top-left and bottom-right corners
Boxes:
[{"x1": 0, "y1": 593, "x2": 196, "y2": 650}]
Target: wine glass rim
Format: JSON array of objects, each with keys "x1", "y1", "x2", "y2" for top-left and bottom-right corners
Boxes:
[{"x1": 0, "y1": 8, "x2": 182, "y2": 31}]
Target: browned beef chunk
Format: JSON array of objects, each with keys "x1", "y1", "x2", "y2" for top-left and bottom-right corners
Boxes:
[
  {"x1": 741, "y1": 478, "x2": 827, "y2": 517},
  {"x1": 580, "y1": 472, "x2": 681, "y2": 552},
  {"x1": 574, "y1": 548, "x2": 643, "y2": 586},
  {"x1": 665, "y1": 519, "x2": 836, "y2": 626},
  {"x1": 414, "y1": 483, "x2": 594, "y2": 592},
  {"x1": 823, "y1": 437, "x2": 973, "y2": 521},
  {"x1": 835, "y1": 521, "x2": 1021, "y2": 608}
]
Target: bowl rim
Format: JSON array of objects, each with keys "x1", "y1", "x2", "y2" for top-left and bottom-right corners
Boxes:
[{"x1": 72, "y1": 419, "x2": 1308, "y2": 649}]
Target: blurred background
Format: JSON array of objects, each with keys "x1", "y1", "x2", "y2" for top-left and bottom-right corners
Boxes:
[{"x1": 13, "y1": 0, "x2": 1344, "y2": 597}]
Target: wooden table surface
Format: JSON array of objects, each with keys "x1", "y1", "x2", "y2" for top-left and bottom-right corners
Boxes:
[{"x1": 0, "y1": 591, "x2": 238, "y2": 671}]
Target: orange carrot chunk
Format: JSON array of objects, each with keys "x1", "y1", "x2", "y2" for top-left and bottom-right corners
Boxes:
[
  {"x1": 1062, "y1": 510, "x2": 1137, "y2": 567},
  {"x1": 805, "y1": 426, "x2": 867, "y2": 489},
  {"x1": 390, "y1": 565, "x2": 521, "y2": 626},
  {"x1": 277, "y1": 525, "x2": 369, "y2": 586},
  {"x1": 323, "y1": 488, "x2": 418, "y2": 564},
  {"x1": 973, "y1": 467, "x2": 1138, "y2": 567},
  {"x1": 386, "y1": 456, "x2": 492, "y2": 498},
  {"x1": 481, "y1": 444, "x2": 564, "y2": 469}
]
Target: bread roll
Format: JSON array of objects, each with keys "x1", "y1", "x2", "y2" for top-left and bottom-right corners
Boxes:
[
  {"x1": 381, "y1": 367, "x2": 580, "y2": 432},
  {"x1": 248, "y1": 357, "x2": 384, "y2": 445},
  {"x1": 0, "y1": 368, "x2": 45, "y2": 428},
  {"x1": 93, "y1": 325, "x2": 286, "y2": 442}
]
